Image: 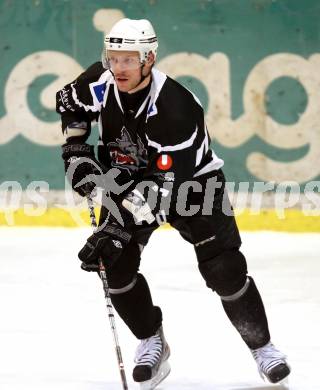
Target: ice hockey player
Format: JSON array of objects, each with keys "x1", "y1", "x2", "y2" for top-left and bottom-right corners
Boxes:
[{"x1": 56, "y1": 17, "x2": 290, "y2": 389}]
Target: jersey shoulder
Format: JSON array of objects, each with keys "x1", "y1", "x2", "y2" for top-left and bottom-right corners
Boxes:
[
  {"x1": 57, "y1": 62, "x2": 112, "y2": 114},
  {"x1": 147, "y1": 73, "x2": 204, "y2": 146},
  {"x1": 73, "y1": 62, "x2": 112, "y2": 105},
  {"x1": 158, "y1": 75, "x2": 204, "y2": 124},
  {"x1": 75, "y1": 62, "x2": 107, "y2": 85},
  {"x1": 166, "y1": 76, "x2": 202, "y2": 108}
]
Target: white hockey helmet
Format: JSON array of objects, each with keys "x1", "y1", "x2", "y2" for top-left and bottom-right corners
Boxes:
[{"x1": 104, "y1": 18, "x2": 158, "y2": 64}]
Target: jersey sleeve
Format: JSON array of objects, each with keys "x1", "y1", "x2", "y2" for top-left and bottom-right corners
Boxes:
[{"x1": 56, "y1": 62, "x2": 108, "y2": 143}]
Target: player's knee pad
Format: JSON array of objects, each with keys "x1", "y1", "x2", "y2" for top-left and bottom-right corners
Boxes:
[
  {"x1": 107, "y1": 273, "x2": 138, "y2": 294},
  {"x1": 198, "y1": 249, "x2": 248, "y2": 296},
  {"x1": 105, "y1": 241, "x2": 141, "y2": 293}
]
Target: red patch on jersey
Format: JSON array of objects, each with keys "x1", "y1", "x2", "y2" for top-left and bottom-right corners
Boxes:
[
  {"x1": 110, "y1": 148, "x2": 136, "y2": 165},
  {"x1": 157, "y1": 154, "x2": 173, "y2": 170}
]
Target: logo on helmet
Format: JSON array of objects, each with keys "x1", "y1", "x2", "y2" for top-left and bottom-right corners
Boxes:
[{"x1": 110, "y1": 37, "x2": 123, "y2": 44}]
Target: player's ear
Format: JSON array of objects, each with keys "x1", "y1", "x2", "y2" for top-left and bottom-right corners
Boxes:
[{"x1": 145, "y1": 51, "x2": 155, "y2": 67}]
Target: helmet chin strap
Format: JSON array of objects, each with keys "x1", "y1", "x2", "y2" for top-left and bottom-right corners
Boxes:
[
  {"x1": 127, "y1": 64, "x2": 151, "y2": 92},
  {"x1": 138, "y1": 64, "x2": 149, "y2": 83},
  {"x1": 133, "y1": 64, "x2": 153, "y2": 90}
]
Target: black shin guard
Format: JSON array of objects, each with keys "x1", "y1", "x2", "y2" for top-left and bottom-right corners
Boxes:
[
  {"x1": 110, "y1": 273, "x2": 162, "y2": 339},
  {"x1": 221, "y1": 276, "x2": 270, "y2": 349}
]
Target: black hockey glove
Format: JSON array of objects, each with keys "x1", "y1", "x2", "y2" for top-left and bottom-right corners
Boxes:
[
  {"x1": 62, "y1": 143, "x2": 101, "y2": 197},
  {"x1": 78, "y1": 223, "x2": 132, "y2": 272}
]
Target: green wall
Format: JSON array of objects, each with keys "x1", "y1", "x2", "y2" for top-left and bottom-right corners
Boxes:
[{"x1": 0, "y1": 0, "x2": 319, "y2": 190}]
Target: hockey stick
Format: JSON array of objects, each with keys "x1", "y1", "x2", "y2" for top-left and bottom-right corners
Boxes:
[{"x1": 86, "y1": 195, "x2": 129, "y2": 390}]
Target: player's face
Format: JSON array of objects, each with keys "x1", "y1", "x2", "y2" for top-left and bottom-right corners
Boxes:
[{"x1": 107, "y1": 50, "x2": 143, "y2": 92}]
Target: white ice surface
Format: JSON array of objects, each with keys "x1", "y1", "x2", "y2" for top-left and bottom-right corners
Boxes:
[{"x1": 0, "y1": 228, "x2": 319, "y2": 390}]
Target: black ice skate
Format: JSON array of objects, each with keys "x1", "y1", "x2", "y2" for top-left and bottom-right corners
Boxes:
[
  {"x1": 251, "y1": 341, "x2": 290, "y2": 383},
  {"x1": 133, "y1": 326, "x2": 171, "y2": 390}
]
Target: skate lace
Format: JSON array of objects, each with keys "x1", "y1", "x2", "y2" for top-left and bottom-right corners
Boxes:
[
  {"x1": 134, "y1": 334, "x2": 162, "y2": 367},
  {"x1": 251, "y1": 342, "x2": 287, "y2": 377}
]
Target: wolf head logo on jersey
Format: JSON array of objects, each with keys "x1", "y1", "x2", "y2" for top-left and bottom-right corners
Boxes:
[{"x1": 108, "y1": 127, "x2": 148, "y2": 173}]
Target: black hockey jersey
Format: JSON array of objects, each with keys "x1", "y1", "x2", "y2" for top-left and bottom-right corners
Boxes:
[{"x1": 56, "y1": 62, "x2": 224, "y2": 214}]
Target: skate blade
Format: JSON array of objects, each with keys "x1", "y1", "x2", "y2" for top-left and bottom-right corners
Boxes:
[
  {"x1": 262, "y1": 375, "x2": 290, "y2": 388},
  {"x1": 140, "y1": 360, "x2": 171, "y2": 390},
  {"x1": 265, "y1": 364, "x2": 290, "y2": 386},
  {"x1": 279, "y1": 376, "x2": 289, "y2": 388}
]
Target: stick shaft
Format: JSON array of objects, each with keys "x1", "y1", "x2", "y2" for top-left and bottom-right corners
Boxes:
[{"x1": 86, "y1": 196, "x2": 128, "y2": 390}]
